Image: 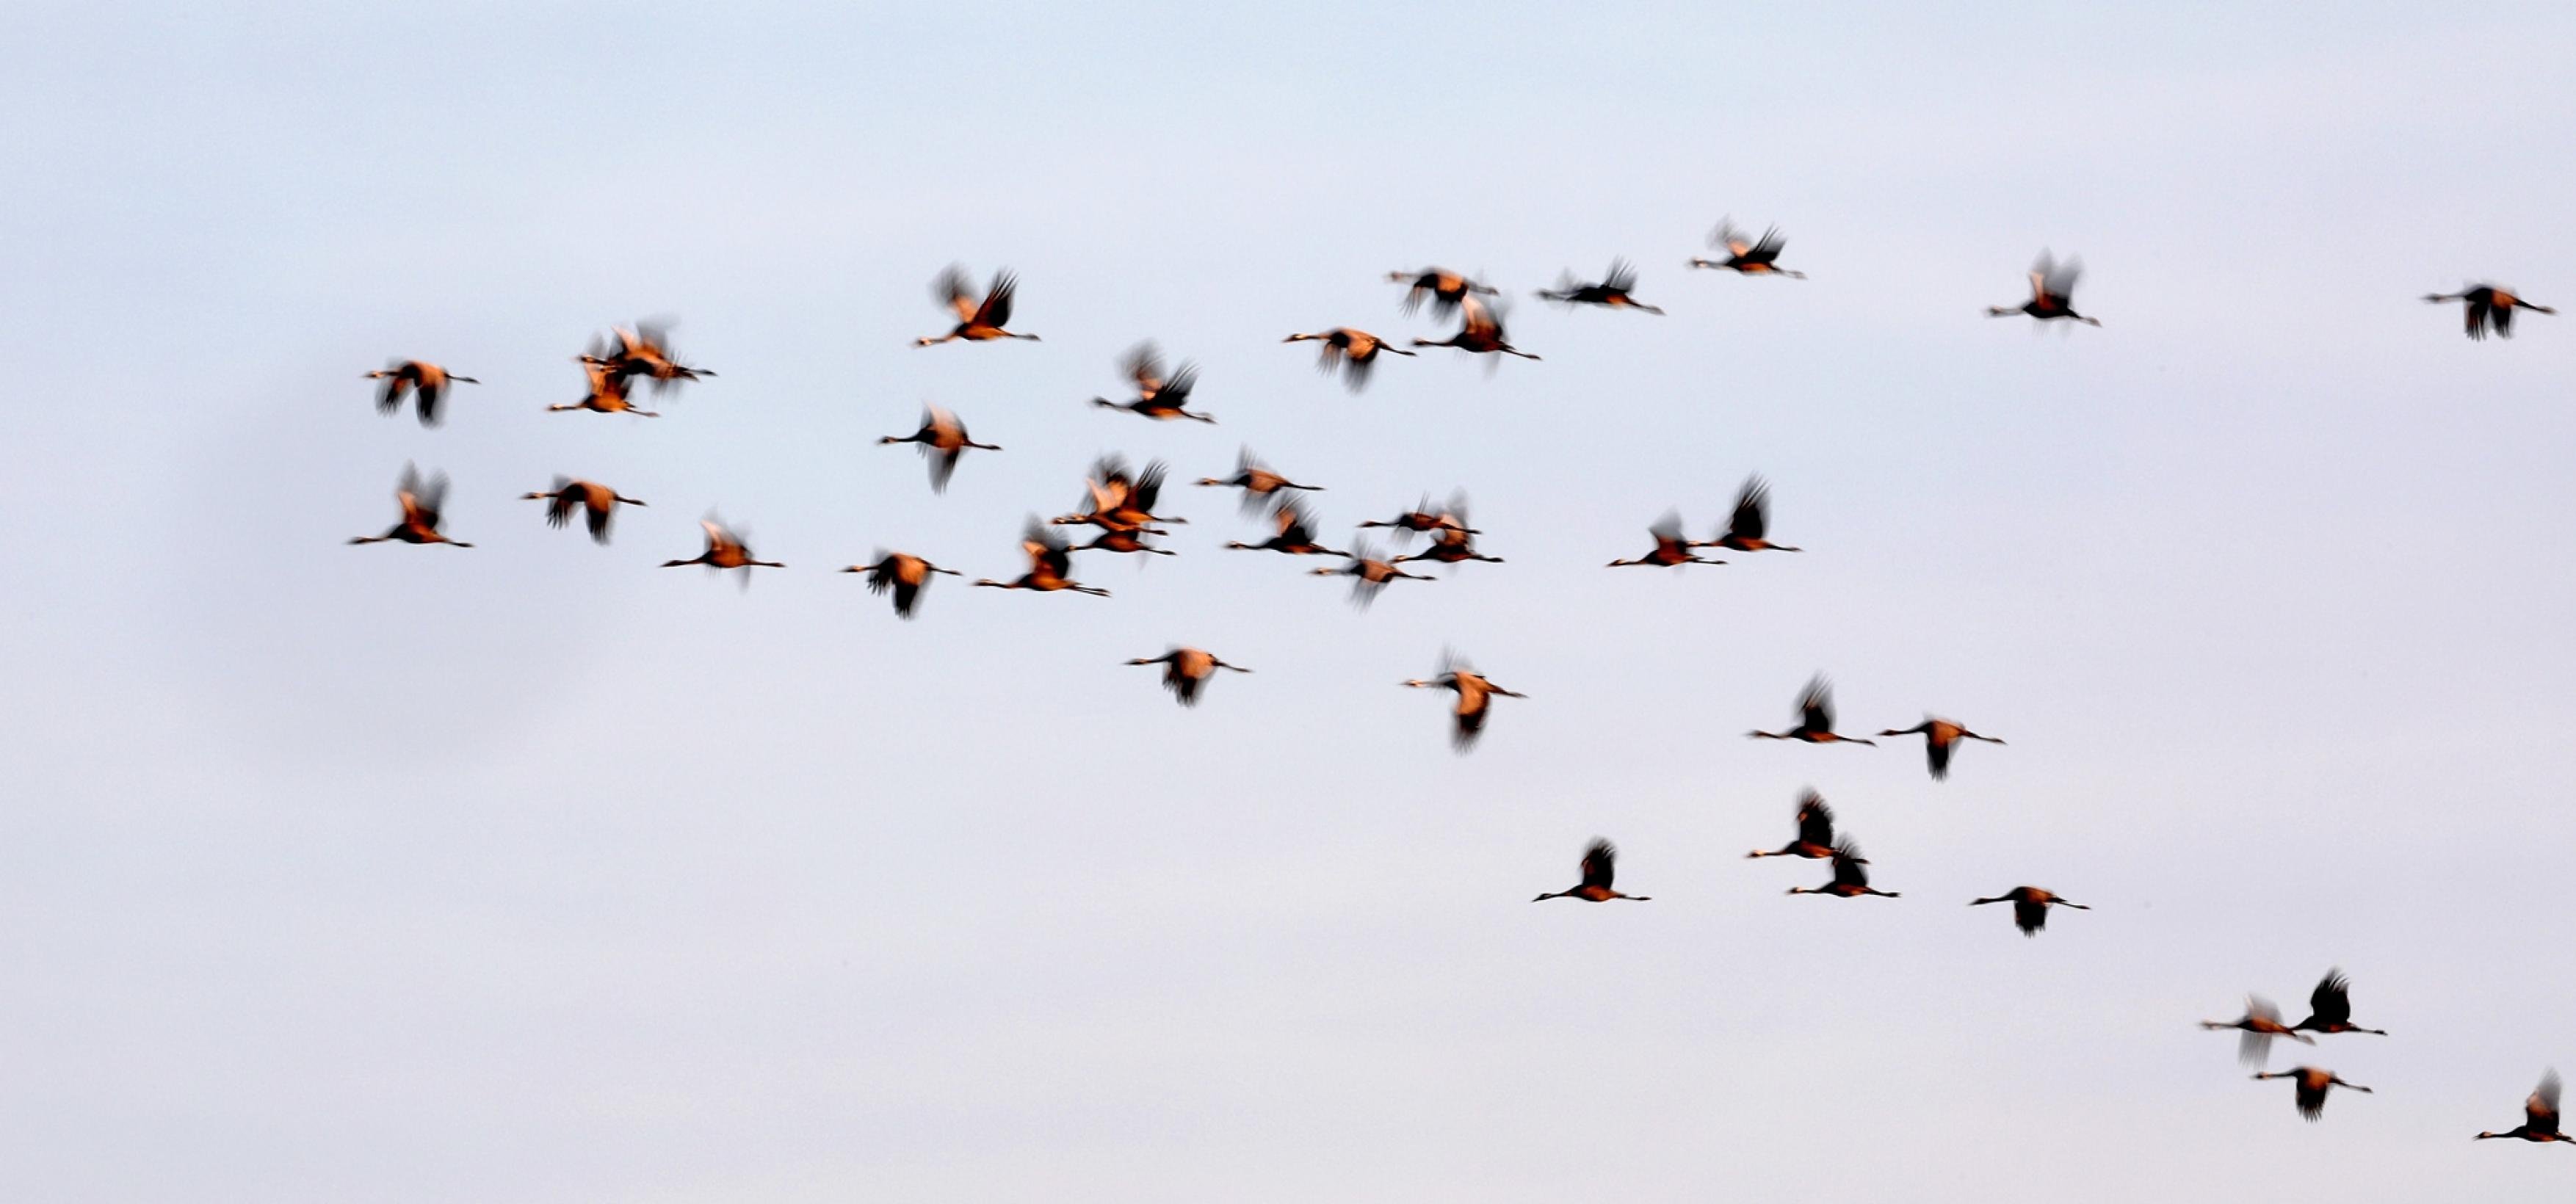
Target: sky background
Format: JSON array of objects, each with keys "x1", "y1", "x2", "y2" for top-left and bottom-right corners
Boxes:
[{"x1": 7, "y1": 2, "x2": 2576, "y2": 1200}]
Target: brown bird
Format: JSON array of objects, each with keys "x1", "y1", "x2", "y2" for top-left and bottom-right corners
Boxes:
[
  {"x1": 1093, "y1": 343, "x2": 1215, "y2": 423},
  {"x1": 1533, "y1": 838, "x2": 1651, "y2": 902},
  {"x1": 1609, "y1": 510, "x2": 1723, "y2": 567},
  {"x1": 2290, "y1": 970, "x2": 2387, "y2": 1037},
  {"x1": 974, "y1": 521, "x2": 1108, "y2": 596},
  {"x1": 364, "y1": 360, "x2": 477, "y2": 427},
  {"x1": 1688, "y1": 219, "x2": 1806, "y2": 278},
  {"x1": 1412, "y1": 295, "x2": 1540, "y2": 360},
  {"x1": 1989, "y1": 251, "x2": 2101, "y2": 326},
  {"x1": 1747, "y1": 788, "x2": 1845, "y2": 860},
  {"x1": 1358, "y1": 494, "x2": 1476, "y2": 543},
  {"x1": 880, "y1": 404, "x2": 1000, "y2": 493},
  {"x1": 522, "y1": 476, "x2": 646, "y2": 544},
  {"x1": 1706, "y1": 476, "x2": 1801, "y2": 552},
  {"x1": 1311, "y1": 537, "x2": 1433, "y2": 606},
  {"x1": 2478, "y1": 1071, "x2": 2572, "y2": 1145},
  {"x1": 1284, "y1": 327, "x2": 1416, "y2": 390},
  {"x1": 1751, "y1": 676, "x2": 1876, "y2": 745},
  {"x1": 1969, "y1": 885, "x2": 2088, "y2": 936},
  {"x1": 549, "y1": 357, "x2": 659, "y2": 416},
  {"x1": 1226, "y1": 498, "x2": 1345, "y2": 556},
  {"x1": 1055, "y1": 455, "x2": 1187, "y2": 532},
  {"x1": 1391, "y1": 500, "x2": 1500, "y2": 566},
  {"x1": 1198, "y1": 447, "x2": 1324, "y2": 514},
  {"x1": 587, "y1": 323, "x2": 714, "y2": 391},
  {"x1": 1386, "y1": 266, "x2": 1497, "y2": 317},
  {"x1": 915, "y1": 266, "x2": 1038, "y2": 345},
  {"x1": 2201, "y1": 996, "x2": 2315, "y2": 1067},
  {"x1": 349, "y1": 463, "x2": 471, "y2": 548},
  {"x1": 1078, "y1": 526, "x2": 1175, "y2": 556},
  {"x1": 2251, "y1": 1067, "x2": 2370, "y2": 1122},
  {"x1": 842, "y1": 551, "x2": 959, "y2": 619},
  {"x1": 1126, "y1": 646, "x2": 1252, "y2": 706},
  {"x1": 1404, "y1": 652, "x2": 1525, "y2": 750},
  {"x1": 1537, "y1": 258, "x2": 1664, "y2": 313},
  {"x1": 1875, "y1": 718, "x2": 2005, "y2": 780},
  {"x1": 1787, "y1": 840, "x2": 1897, "y2": 898},
  {"x1": 2425, "y1": 283, "x2": 2555, "y2": 341},
  {"x1": 660, "y1": 518, "x2": 783, "y2": 579}
]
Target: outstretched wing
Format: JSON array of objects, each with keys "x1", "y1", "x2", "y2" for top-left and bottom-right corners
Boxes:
[
  {"x1": 1579, "y1": 839, "x2": 1617, "y2": 890},
  {"x1": 1798, "y1": 675, "x2": 1834, "y2": 732},
  {"x1": 933, "y1": 265, "x2": 975, "y2": 322},
  {"x1": 975, "y1": 270, "x2": 1018, "y2": 327},
  {"x1": 2309, "y1": 970, "x2": 2354, "y2": 1027},
  {"x1": 1729, "y1": 476, "x2": 1770, "y2": 541},
  {"x1": 1795, "y1": 790, "x2": 1835, "y2": 846}
]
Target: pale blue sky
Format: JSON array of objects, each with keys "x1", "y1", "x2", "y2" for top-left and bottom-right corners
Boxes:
[{"x1": 7, "y1": 3, "x2": 2576, "y2": 1200}]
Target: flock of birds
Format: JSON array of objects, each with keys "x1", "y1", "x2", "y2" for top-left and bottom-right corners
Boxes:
[{"x1": 349, "y1": 225, "x2": 2565, "y2": 1142}]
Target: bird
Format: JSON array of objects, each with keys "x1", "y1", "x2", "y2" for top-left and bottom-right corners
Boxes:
[
  {"x1": 1311, "y1": 537, "x2": 1433, "y2": 606},
  {"x1": 1537, "y1": 258, "x2": 1664, "y2": 313},
  {"x1": 1092, "y1": 343, "x2": 1215, "y2": 423},
  {"x1": 1358, "y1": 494, "x2": 1476, "y2": 543},
  {"x1": 1386, "y1": 266, "x2": 1497, "y2": 317},
  {"x1": 1391, "y1": 501, "x2": 1501, "y2": 566},
  {"x1": 349, "y1": 463, "x2": 471, "y2": 548},
  {"x1": 2201, "y1": 996, "x2": 2315, "y2": 1067},
  {"x1": 1751, "y1": 676, "x2": 1877, "y2": 744},
  {"x1": 1875, "y1": 718, "x2": 2005, "y2": 780},
  {"x1": 1969, "y1": 886, "x2": 2088, "y2": 936},
  {"x1": 1705, "y1": 476, "x2": 1800, "y2": 552},
  {"x1": 1126, "y1": 647, "x2": 1252, "y2": 706},
  {"x1": 879, "y1": 405, "x2": 1000, "y2": 493},
  {"x1": 521, "y1": 476, "x2": 645, "y2": 544},
  {"x1": 1688, "y1": 219, "x2": 1805, "y2": 278},
  {"x1": 2424, "y1": 283, "x2": 2555, "y2": 341},
  {"x1": 2476, "y1": 1070, "x2": 2572, "y2": 1145},
  {"x1": 914, "y1": 266, "x2": 1038, "y2": 345},
  {"x1": 1198, "y1": 447, "x2": 1323, "y2": 513},
  {"x1": 974, "y1": 521, "x2": 1108, "y2": 596},
  {"x1": 1746, "y1": 788, "x2": 1845, "y2": 860},
  {"x1": 1077, "y1": 526, "x2": 1176, "y2": 556},
  {"x1": 587, "y1": 323, "x2": 714, "y2": 391},
  {"x1": 1988, "y1": 251, "x2": 2101, "y2": 326},
  {"x1": 1787, "y1": 840, "x2": 1898, "y2": 898},
  {"x1": 2251, "y1": 1067, "x2": 2371, "y2": 1122},
  {"x1": 1226, "y1": 498, "x2": 1345, "y2": 556},
  {"x1": 2290, "y1": 969, "x2": 2387, "y2": 1037},
  {"x1": 363, "y1": 360, "x2": 477, "y2": 427},
  {"x1": 1533, "y1": 838, "x2": 1650, "y2": 902},
  {"x1": 1055, "y1": 456, "x2": 1187, "y2": 532},
  {"x1": 1404, "y1": 652, "x2": 1525, "y2": 750},
  {"x1": 1283, "y1": 327, "x2": 1415, "y2": 390},
  {"x1": 1412, "y1": 295, "x2": 1540, "y2": 360},
  {"x1": 660, "y1": 518, "x2": 783, "y2": 579},
  {"x1": 1609, "y1": 510, "x2": 1723, "y2": 567},
  {"x1": 549, "y1": 357, "x2": 658, "y2": 416},
  {"x1": 842, "y1": 551, "x2": 959, "y2": 619}
]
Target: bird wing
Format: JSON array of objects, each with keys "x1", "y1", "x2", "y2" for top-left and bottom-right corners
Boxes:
[
  {"x1": 1159, "y1": 362, "x2": 1198, "y2": 405},
  {"x1": 2041, "y1": 254, "x2": 2083, "y2": 302},
  {"x1": 1603, "y1": 258, "x2": 1638, "y2": 291},
  {"x1": 1750, "y1": 225, "x2": 1787, "y2": 260},
  {"x1": 1795, "y1": 791, "x2": 1835, "y2": 846},
  {"x1": 412, "y1": 468, "x2": 449, "y2": 528},
  {"x1": 1649, "y1": 508, "x2": 1687, "y2": 544},
  {"x1": 2014, "y1": 898, "x2": 2047, "y2": 935},
  {"x1": 1133, "y1": 460, "x2": 1170, "y2": 511},
  {"x1": 1831, "y1": 841, "x2": 1869, "y2": 888},
  {"x1": 933, "y1": 266, "x2": 975, "y2": 321},
  {"x1": 1579, "y1": 840, "x2": 1616, "y2": 890},
  {"x1": 2534, "y1": 1071, "x2": 2564, "y2": 1128},
  {"x1": 1123, "y1": 343, "x2": 1165, "y2": 394},
  {"x1": 2246, "y1": 996, "x2": 2283, "y2": 1025},
  {"x1": 974, "y1": 271, "x2": 1017, "y2": 327},
  {"x1": 1798, "y1": 675, "x2": 1834, "y2": 732},
  {"x1": 2309, "y1": 971, "x2": 2354, "y2": 1026},
  {"x1": 1729, "y1": 476, "x2": 1770, "y2": 541}
]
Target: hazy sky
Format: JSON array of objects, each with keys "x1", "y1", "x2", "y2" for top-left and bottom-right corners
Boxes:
[{"x1": 8, "y1": 3, "x2": 2576, "y2": 1200}]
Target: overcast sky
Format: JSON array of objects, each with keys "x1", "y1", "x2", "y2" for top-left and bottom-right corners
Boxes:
[{"x1": 7, "y1": 3, "x2": 2576, "y2": 1200}]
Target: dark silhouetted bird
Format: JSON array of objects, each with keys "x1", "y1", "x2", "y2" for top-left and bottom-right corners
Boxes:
[
  {"x1": 1706, "y1": 476, "x2": 1801, "y2": 552},
  {"x1": 2290, "y1": 970, "x2": 2387, "y2": 1037},
  {"x1": 1751, "y1": 676, "x2": 1876, "y2": 744},
  {"x1": 1988, "y1": 251, "x2": 2101, "y2": 326},
  {"x1": 1747, "y1": 788, "x2": 1843, "y2": 860},
  {"x1": 1689, "y1": 219, "x2": 1805, "y2": 278},
  {"x1": 1787, "y1": 841, "x2": 1897, "y2": 898},
  {"x1": 1538, "y1": 258, "x2": 1663, "y2": 313},
  {"x1": 1533, "y1": 839, "x2": 1650, "y2": 902},
  {"x1": 2424, "y1": 283, "x2": 2555, "y2": 341},
  {"x1": 1969, "y1": 885, "x2": 2088, "y2": 936}
]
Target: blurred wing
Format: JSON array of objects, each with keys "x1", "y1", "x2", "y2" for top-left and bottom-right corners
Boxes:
[
  {"x1": 976, "y1": 270, "x2": 1018, "y2": 327},
  {"x1": 1730, "y1": 476, "x2": 1770, "y2": 540},
  {"x1": 1580, "y1": 840, "x2": 1616, "y2": 890}
]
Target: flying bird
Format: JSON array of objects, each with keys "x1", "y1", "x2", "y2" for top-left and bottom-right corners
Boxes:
[
  {"x1": 1283, "y1": 327, "x2": 1415, "y2": 390},
  {"x1": 1391, "y1": 500, "x2": 1501, "y2": 566},
  {"x1": 2290, "y1": 970, "x2": 2387, "y2": 1037},
  {"x1": 1056, "y1": 456, "x2": 1186, "y2": 532},
  {"x1": 1358, "y1": 495, "x2": 1475, "y2": 543},
  {"x1": 550, "y1": 357, "x2": 658, "y2": 416},
  {"x1": 1746, "y1": 788, "x2": 1845, "y2": 860},
  {"x1": 1875, "y1": 718, "x2": 2005, "y2": 780},
  {"x1": 1311, "y1": 537, "x2": 1433, "y2": 606},
  {"x1": 974, "y1": 521, "x2": 1108, "y2": 596},
  {"x1": 1969, "y1": 885, "x2": 2088, "y2": 936},
  {"x1": 879, "y1": 405, "x2": 1000, "y2": 493},
  {"x1": 2424, "y1": 283, "x2": 2555, "y2": 340},
  {"x1": 1537, "y1": 258, "x2": 1664, "y2": 313},
  {"x1": 915, "y1": 266, "x2": 1038, "y2": 345},
  {"x1": 2201, "y1": 996, "x2": 2315, "y2": 1067},
  {"x1": 1689, "y1": 219, "x2": 1805, "y2": 278},
  {"x1": 363, "y1": 360, "x2": 477, "y2": 427},
  {"x1": 349, "y1": 463, "x2": 471, "y2": 548},
  {"x1": 1093, "y1": 343, "x2": 1214, "y2": 423},
  {"x1": 2477, "y1": 1070, "x2": 2572, "y2": 1145},
  {"x1": 587, "y1": 323, "x2": 713, "y2": 390},
  {"x1": 1608, "y1": 510, "x2": 1723, "y2": 567},
  {"x1": 1988, "y1": 251, "x2": 2101, "y2": 326},
  {"x1": 1387, "y1": 266, "x2": 1497, "y2": 317},
  {"x1": 1413, "y1": 295, "x2": 1541, "y2": 361},
  {"x1": 2251, "y1": 1067, "x2": 2371, "y2": 1122},
  {"x1": 842, "y1": 551, "x2": 959, "y2": 619},
  {"x1": 1404, "y1": 652, "x2": 1525, "y2": 750},
  {"x1": 521, "y1": 477, "x2": 645, "y2": 544},
  {"x1": 1705, "y1": 476, "x2": 1800, "y2": 552},
  {"x1": 1787, "y1": 840, "x2": 1898, "y2": 898},
  {"x1": 1126, "y1": 647, "x2": 1252, "y2": 706},
  {"x1": 1226, "y1": 498, "x2": 1345, "y2": 556},
  {"x1": 1533, "y1": 839, "x2": 1651, "y2": 902},
  {"x1": 660, "y1": 518, "x2": 783, "y2": 579},
  {"x1": 1751, "y1": 676, "x2": 1877, "y2": 744},
  {"x1": 1198, "y1": 448, "x2": 1323, "y2": 513}
]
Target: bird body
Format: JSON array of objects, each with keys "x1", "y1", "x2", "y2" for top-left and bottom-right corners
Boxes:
[{"x1": 587, "y1": 323, "x2": 713, "y2": 390}]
